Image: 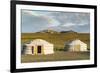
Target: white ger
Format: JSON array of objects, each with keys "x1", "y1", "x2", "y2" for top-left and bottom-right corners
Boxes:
[
  {"x1": 65, "y1": 39, "x2": 88, "y2": 52},
  {"x1": 24, "y1": 39, "x2": 54, "y2": 55}
]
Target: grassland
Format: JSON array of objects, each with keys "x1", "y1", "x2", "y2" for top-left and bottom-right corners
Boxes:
[
  {"x1": 21, "y1": 31, "x2": 90, "y2": 63},
  {"x1": 21, "y1": 32, "x2": 90, "y2": 50},
  {"x1": 21, "y1": 51, "x2": 90, "y2": 63}
]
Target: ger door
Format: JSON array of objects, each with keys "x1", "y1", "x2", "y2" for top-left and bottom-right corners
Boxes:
[{"x1": 37, "y1": 46, "x2": 42, "y2": 54}]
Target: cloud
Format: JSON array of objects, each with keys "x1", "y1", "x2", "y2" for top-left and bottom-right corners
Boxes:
[
  {"x1": 22, "y1": 10, "x2": 60, "y2": 27},
  {"x1": 61, "y1": 22, "x2": 87, "y2": 27},
  {"x1": 46, "y1": 17, "x2": 60, "y2": 27},
  {"x1": 22, "y1": 10, "x2": 52, "y2": 17},
  {"x1": 22, "y1": 10, "x2": 61, "y2": 32},
  {"x1": 22, "y1": 10, "x2": 38, "y2": 16},
  {"x1": 21, "y1": 10, "x2": 90, "y2": 33},
  {"x1": 62, "y1": 23, "x2": 75, "y2": 27}
]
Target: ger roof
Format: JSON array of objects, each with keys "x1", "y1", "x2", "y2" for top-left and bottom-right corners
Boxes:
[
  {"x1": 65, "y1": 39, "x2": 86, "y2": 45},
  {"x1": 26, "y1": 39, "x2": 53, "y2": 45}
]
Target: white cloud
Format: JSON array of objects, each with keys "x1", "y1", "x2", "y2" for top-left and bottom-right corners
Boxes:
[
  {"x1": 22, "y1": 10, "x2": 51, "y2": 17},
  {"x1": 22, "y1": 10, "x2": 89, "y2": 33},
  {"x1": 77, "y1": 21, "x2": 89, "y2": 26},
  {"x1": 22, "y1": 10, "x2": 36, "y2": 16},
  {"x1": 47, "y1": 17, "x2": 60, "y2": 27},
  {"x1": 62, "y1": 23, "x2": 75, "y2": 27},
  {"x1": 62, "y1": 22, "x2": 87, "y2": 27}
]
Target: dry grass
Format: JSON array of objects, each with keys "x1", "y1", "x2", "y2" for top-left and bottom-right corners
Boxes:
[
  {"x1": 21, "y1": 33, "x2": 90, "y2": 63},
  {"x1": 21, "y1": 33, "x2": 90, "y2": 49},
  {"x1": 21, "y1": 51, "x2": 90, "y2": 63}
]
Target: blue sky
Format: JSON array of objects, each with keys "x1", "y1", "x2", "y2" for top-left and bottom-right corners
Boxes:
[{"x1": 21, "y1": 9, "x2": 90, "y2": 33}]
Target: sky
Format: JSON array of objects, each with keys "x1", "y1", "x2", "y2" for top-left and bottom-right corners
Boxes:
[{"x1": 21, "y1": 9, "x2": 90, "y2": 33}]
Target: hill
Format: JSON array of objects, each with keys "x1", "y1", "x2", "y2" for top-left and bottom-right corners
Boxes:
[
  {"x1": 37, "y1": 29, "x2": 60, "y2": 34},
  {"x1": 60, "y1": 30, "x2": 77, "y2": 33},
  {"x1": 21, "y1": 30, "x2": 90, "y2": 50}
]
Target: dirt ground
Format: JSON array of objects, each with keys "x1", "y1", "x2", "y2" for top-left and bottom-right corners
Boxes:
[{"x1": 21, "y1": 51, "x2": 90, "y2": 63}]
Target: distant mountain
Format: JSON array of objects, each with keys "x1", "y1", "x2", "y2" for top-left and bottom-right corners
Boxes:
[
  {"x1": 37, "y1": 29, "x2": 59, "y2": 34},
  {"x1": 60, "y1": 30, "x2": 77, "y2": 33},
  {"x1": 36, "y1": 29, "x2": 79, "y2": 34}
]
